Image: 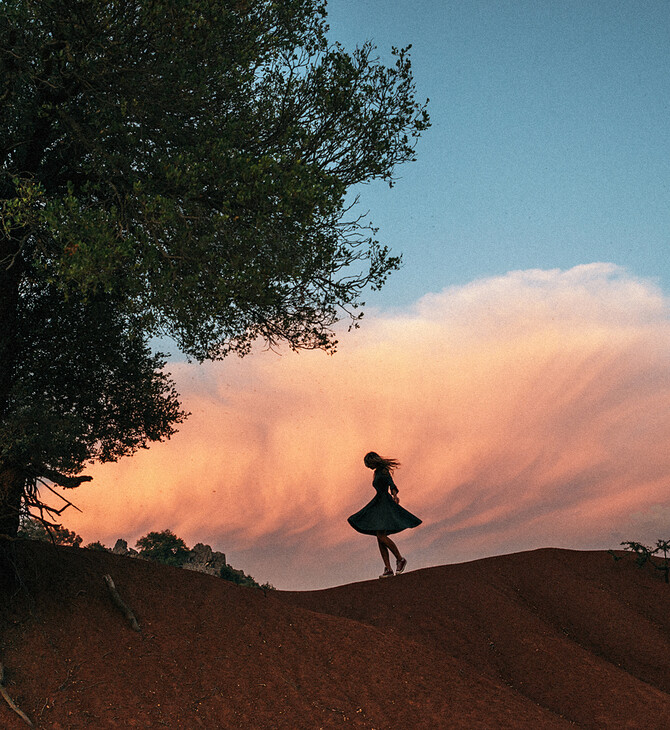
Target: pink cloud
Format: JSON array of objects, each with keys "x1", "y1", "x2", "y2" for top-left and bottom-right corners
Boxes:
[{"x1": 59, "y1": 264, "x2": 670, "y2": 589}]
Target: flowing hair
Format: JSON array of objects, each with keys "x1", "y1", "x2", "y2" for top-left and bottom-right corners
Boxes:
[{"x1": 364, "y1": 451, "x2": 401, "y2": 473}]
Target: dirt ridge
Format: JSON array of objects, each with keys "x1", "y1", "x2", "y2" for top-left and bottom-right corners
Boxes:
[{"x1": 1, "y1": 542, "x2": 669, "y2": 728}]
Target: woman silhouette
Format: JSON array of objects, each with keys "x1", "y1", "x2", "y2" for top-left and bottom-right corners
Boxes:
[{"x1": 348, "y1": 452, "x2": 422, "y2": 578}]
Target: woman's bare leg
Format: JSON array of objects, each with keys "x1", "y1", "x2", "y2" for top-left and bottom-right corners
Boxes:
[
  {"x1": 376, "y1": 532, "x2": 402, "y2": 566},
  {"x1": 377, "y1": 535, "x2": 392, "y2": 571},
  {"x1": 383, "y1": 534, "x2": 402, "y2": 562}
]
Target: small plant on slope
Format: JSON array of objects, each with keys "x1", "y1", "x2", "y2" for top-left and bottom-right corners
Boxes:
[{"x1": 620, "y1": 540, "x2": 670, "y2": 584}]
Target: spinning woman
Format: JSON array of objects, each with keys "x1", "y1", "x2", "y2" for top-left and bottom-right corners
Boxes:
[{"x1": 348, "y1": 452, "x2": 422, "y2": 578}]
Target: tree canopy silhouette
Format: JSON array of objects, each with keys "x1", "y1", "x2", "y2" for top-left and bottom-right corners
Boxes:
[
  {"x1": 136, "y1": 529, "x2": 190, "y2": 567},
  {"x1": 0, "y1": 0, "x2": 429, "y2": 539}
]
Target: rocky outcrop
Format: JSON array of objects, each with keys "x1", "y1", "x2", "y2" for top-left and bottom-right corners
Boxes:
[
  {"x1": 183, "y1": 543, "x2": 227, "y2": 576},
  {"x1": 109, "y1": 538, "x2": 226, "y2": 577},
  {"x1": 112, "y1": 538, "x2": 139, "y2": 557}
]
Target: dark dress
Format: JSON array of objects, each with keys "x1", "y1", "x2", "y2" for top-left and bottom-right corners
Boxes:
[{"x1": 347, "y1": 468, "x2": 422, "y2": 536}]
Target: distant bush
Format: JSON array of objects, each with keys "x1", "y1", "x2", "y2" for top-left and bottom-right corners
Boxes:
[
  {"x1": 18, "y1": 515, "x2": 83, "y2": 548},
  {"x1": 620, "y1": 540, "x2": 670, "y2": 584},
  {"x1": 136, "y1": 529, "x2": 190, "y2": 567},
  {"x1": 85, "y1": 541, "x2": 109, "y2": 551},
  {"x1": 220, "y1": 563, "x2": 274, "y2": 591}
]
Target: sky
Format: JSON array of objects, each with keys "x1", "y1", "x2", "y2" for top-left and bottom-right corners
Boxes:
[
  {"x1": 58, "y1": 1, "x2": 670, "y2": 590},
  {"x1": 326, "y1": 0, "x2": 670, "y2": 307}
]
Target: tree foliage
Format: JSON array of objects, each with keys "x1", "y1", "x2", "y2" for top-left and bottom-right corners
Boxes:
[
  {"x1": 2, "y1": 0, "x2": 428, "y2": 357},
  {"x1": 136, "y1": 529, "x2": 190, "y2": 567},
  {"x1": 17, "y1": 513, "x2": 83, "y2": 548},
  {"x1": 0, "y1": 0, "x2": 429, "y2": 537},
  {"x1": 4, "y1": 284, "x2": 186, "y2": 474}
]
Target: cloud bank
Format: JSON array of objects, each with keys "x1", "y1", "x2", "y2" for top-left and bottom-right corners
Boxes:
[{"x1": 63, "y1": 264, "x2": 670, "y2": 589}]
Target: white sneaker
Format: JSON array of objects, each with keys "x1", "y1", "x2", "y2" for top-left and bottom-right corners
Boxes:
[
  {"x1": 396, "y1": 557, "x2": 407, "y2": 574},
  {"x1": 379, "y1": 568, "x2": 394, "y2": 579}
]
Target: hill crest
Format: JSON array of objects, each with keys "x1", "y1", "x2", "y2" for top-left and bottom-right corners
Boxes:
[{"x1": 1, "y1": 543, "x2": 669, "y2": 728}]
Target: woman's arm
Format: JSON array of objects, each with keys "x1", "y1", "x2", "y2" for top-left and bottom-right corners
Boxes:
[{"x1": 388, "y1": 474, "x2": 400, "y2": 503}]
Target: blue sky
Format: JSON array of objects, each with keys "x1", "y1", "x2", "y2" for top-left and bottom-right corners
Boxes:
[{"x1": 325, "y1": 0, "x2": 670, "y2": 308}]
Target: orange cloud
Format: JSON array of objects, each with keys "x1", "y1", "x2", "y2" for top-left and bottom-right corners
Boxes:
[{"x1": 60, "y1": 264, "x2": 670, "y2": 589}]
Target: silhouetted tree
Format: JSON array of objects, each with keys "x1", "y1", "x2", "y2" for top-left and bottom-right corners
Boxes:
[
  {"x1": 621, "y1": 540, "x2": 670, "y2": 584},
  {"x1": 0, "y1": 0, "x2": 429, "y2": 541},
  {"x1": 136, "y1": 529, "x2": 190, "y2": 567}
]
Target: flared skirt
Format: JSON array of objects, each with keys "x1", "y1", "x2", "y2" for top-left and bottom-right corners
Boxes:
[{"x1": 347, "y1": 493, "x2": 422, "y2": 536}]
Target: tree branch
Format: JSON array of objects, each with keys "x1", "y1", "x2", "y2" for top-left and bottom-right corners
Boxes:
[
  {"x1": 103, "y1": 574, "x2": 141, "y2": 632},
  {"x1": 0, "y1": 662, "x2": 33, "y2": 727},
  {"x1": 30, "y1": 466, "x2": 92, "y2": 489}
]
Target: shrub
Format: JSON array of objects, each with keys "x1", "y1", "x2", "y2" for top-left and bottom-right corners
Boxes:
[
  {"x1": 85, "y1": 541, "x2": 109, "y2": 551},
  {"x1": 220, "y1": 562, "x2": 274, "y2": 590}
]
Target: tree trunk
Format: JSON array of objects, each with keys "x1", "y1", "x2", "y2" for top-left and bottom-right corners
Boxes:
[
  {"x1": 0, "y1": 234, "x2": 24, "y2": 545},
  {"x1": 0, "y1": 466, "x2": 24, "y2": 590},
  {"x1": 0, "y1": 466, "x2": 24, "y2": 540},
  {"x1": 0, "y1": 235, "x2": 21, "y2": 418}
]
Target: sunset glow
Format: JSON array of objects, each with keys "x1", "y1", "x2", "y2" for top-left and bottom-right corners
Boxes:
[{"x1": 60, "y1": 264, "x2": 670, "y2": 589}]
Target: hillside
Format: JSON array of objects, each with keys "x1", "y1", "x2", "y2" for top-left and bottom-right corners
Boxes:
[{"x1": 1, "y1": 543, "x2": 669, "y2": 728}]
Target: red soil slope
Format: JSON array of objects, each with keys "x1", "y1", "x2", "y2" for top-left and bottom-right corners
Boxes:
[{"x1": 1, "y1": 543, "x2": 669, "y2": 729}]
